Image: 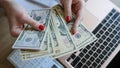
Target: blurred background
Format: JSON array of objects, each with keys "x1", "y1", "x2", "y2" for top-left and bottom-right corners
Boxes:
[{"x1": 0, "y1": 8, "x2": 16, "y2": 68}]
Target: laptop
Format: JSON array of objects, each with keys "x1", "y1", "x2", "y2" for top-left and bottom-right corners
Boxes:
[{"x1": 57, "y1": 0, "x2": 120, "y2": 68}]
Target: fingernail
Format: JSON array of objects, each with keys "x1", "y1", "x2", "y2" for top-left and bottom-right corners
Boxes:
[
  {"x1": 38, "y1": 24, "x2": 45, "y2": 31},
  {"x1": 66, "y1": 16, "x2": 71, "y2": 23},
  {"x1": 72, "y1": 30, "x2": 76, "y2": 35}
]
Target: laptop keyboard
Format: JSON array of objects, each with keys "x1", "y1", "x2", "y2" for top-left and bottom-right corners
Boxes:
[{"x1": 66, "y1": 8, "x2": 120, "y2": 68}]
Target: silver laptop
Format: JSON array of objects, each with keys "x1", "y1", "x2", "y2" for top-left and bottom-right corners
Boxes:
[{"x1": 57, "y1": 0, "x2": 120, "y2": 68}]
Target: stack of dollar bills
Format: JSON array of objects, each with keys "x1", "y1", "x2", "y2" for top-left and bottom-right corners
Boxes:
[{"x1": 12, "y1": 5, "x2": 97, "y2": 60}]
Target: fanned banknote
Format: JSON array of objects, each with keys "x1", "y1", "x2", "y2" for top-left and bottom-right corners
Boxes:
[{"x1": 12, "y1": 9, "x2": 51, "y2": 50}]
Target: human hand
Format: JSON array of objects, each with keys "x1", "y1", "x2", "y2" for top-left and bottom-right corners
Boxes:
[
  {"x1": 61, "y1": 0, "x2": 85, "y2": 35},
  {"x1": 0, "y1": 1, "x2": 44, "y2": 37}
]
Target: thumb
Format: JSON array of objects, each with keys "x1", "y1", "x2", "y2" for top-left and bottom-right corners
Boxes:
[
  {"x1": 71, "y1": 10, "x2": 84, "y2": 35},
  {"x1": 62, "y1": 0, "x2": 72, "y2": 23}
]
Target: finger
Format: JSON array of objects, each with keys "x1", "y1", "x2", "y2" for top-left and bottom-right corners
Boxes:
[
  {"x1": 72, "y1": 2, "x2": 80, "y2": 14},
  {"x1": 71, "y1": 0, "x2": 85, "y2": 35},
  {"x1": 20, "y1": 14, "x2": 45, "y2": 31},
  {"x1": 9, "y1": 17, "x2": 24, "y2": 37},
  {"x1": 62, "y1": 0, "x2": 72, "y2": 23},
  {"x1": 71, "y1": 10, "x2": 84, "y2": 35}
]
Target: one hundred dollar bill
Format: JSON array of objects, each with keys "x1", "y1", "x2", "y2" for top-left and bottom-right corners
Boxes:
[{"x1": 12, "y1": 9, "x2": 51, "y2": 50}]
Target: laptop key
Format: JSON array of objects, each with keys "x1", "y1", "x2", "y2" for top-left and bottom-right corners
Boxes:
[
  {"x1": 106, "y1": 37, "x2": 111, "y2": 42},
  {"x1": 114, "y1": 21, "x2": 119, "y2": 25},
  {"x1": 106, "y1": 47, "x2": 111, "y2": 52},
  {"x1": 100, "y1": 60, "x2": 105, "y2": 65},
  {"x1": 96, "y1": 33, "x2": 101, "y2": 38},
  {"x1": 71, "y1": 56, "x2": 80, "y2": 67},
  {"x1": 103, "y1": 41, "x2": 108, "y2": 45},
  {"x1": 92, "y1": 62, "x2": 97, "y2": 67},
  {"x1": 89, "y1": 57, "x2": 95, "y2": 62},
  {"x1": 99, "y1": 54, "x2": 104, "y2": 59},
  {"x1": 112, "y1": 30, "x2": 117, "y2": 35},
  {"x1": 93, "y1": 53, "x2": 98, "y2": 57},
  {"x1": 92, "y1": 46, "x2": 97, "y2": 51},
  {"x1": 97, "y1": 65, "x2": 101, "y2": 68},
  {"x1": 111, "y1": 24, "x2": 116, "y2": 29},
  {"x1": 105, "y1": 31, "x2": 110, "y2": 36},
  {"x1": 111, "y1": 8, "x2": 116, "y2": 13},
  {"x1": 111, "y1": 39, "x2": 117, "y2": 44},
  {"x1": 114, "y1": 43, "x2": 119, "y2": 48},
  {"x1": 70, "y1": 54, "x2": 76, "y2": 59},
  {"x1": 117, "y1": 16, "x2": 120, "y2": 22},
  {"x1": 110, "y1": 34, "x2": 114, "y2": 38},
  {"x1": 86, "y1": 60, "x2": 91, "y2": 66},
  {"x1": 118, "y1": 32, "x2": 120, "y2": 35},
  {"x1": 88, "y1": 50, "x2": 93, "y2": 55},
  {"x1": 104, "y1": 55, "x2": 108, "y2": 61},
  {"x1": 108, "y1": 42, "x2": 114, "y2": 48},
  {"x1": 105, "y1": 16, "x2": 110, "y2": 20},
  {"x1": 108, "y1": 12, "x2": 113, "y2": 17},
  {"x1": 93, "y1": 24, "x2": 103, "y2": 34},
  {"x1": 81, "y1": 58, "x2": 86, "y2": 63},
  {"x1": 111, "y1": 46, "x2": 116, "y2": 52},
  {"x1": 115, "y1": 35, "x2": 119, "y2": 40},
  {"x1": 66, "y1": 57, "x2": 71, "y2": 62},
  {"x1": 82, "y1": 65, "x2": 88, "y2": 68},
  {"x1": 102, "y1": 26, "x2": 107, "y2": 31},
  {"x1": 105, "y1": 23, "x2": 110, "y2": 27},
  {"x1": 108, "y1": 19, "x2": 113, "y2": 24},
  {"x1": 86, "y1": 45, "x2": 91, "y2": 50},
  {"x1": 101, "y1": 35, "x2": 106, "y2": 39},
  {"x1": 102, "y1": 50, "x2": 107, "y2": 55},
  {"x1": 108, "y1": 28, "x2": 112, "y2": 32},
  {"x1": 115, "y1": 26, "x2": 120, "y2": 31},
  {"x1": 99, "y1": 30, "x2": 104, "y2": 34},
  {"x1": 100, "y1": 45, "x2": 104, "y2": 50},
  {"x1": 118, "y1": 40, "x2": 120, "y2": 43},
  {"x1": 94, "y1": 43, "x2": 100, "y2": 47},
  {"x1": 111, "y1": 12, "x2": 119, "y2": 20},
  {"x1": 98, "y1": 39, "x2": 103, "y2": 43},
  {"x1": 79, "y1": 52, "x2": 84, "y2": 58},
  {"x1": 82, "y1": 48, "x2": 88, "y2": 53},
  {"x1": 108, "y1": 51, "x2": 112, "y2": 57},
  {"x1": 95, "y1": 58, "x2": 101, "y2": 63},
  {"x1": 96, "y1": 49, "x2": 101, "y2": 54},
  {"x1": 85, "y1": 54, "x2": 90, "y2": 59},
  {"x1": 74, "y1": 62, "x2": 83, "y2": 68}
]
